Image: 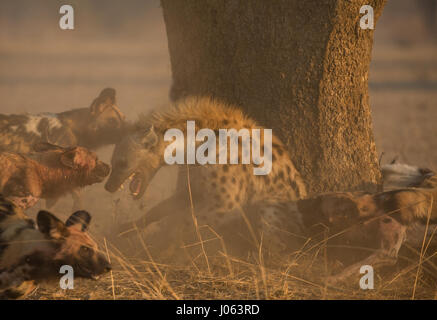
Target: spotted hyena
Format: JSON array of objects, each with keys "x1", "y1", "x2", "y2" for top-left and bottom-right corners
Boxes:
[
  {"x1": 0, "y1": 88, "x2": 126, "y2": 209},
  {"x1": 105, "y1": 97, "x2": 307, "y2": 254},
  {"x1": 0, "y1": 195, "x2": 111, "y2": 299}
]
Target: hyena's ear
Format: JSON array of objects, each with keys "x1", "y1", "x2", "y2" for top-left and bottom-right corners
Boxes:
[
  {"x1": 66, "y1": 210, "x2": 91, "y2": 231},
  {"x1": 138, "y1": 125, "x2": 158, "y2": 148},
  {"x1": 90, "y1": 88, "x2": 116, "y2": 116},
  {"x1": 37, "y1": 210, "x2": 69, "y2": 239},
  {"x1": 33, "y1": 142, "x2": 64, "y2": 153}
]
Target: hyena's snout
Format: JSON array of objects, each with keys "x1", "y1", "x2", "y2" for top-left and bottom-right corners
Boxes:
[{"x1": 104, "y1": 170, "x2": 127, "y2": 193}]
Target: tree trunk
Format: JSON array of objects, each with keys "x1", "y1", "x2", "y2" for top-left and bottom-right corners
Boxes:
[{"x1": 161, "y1": 0, "x2": 385, "y2": 194}]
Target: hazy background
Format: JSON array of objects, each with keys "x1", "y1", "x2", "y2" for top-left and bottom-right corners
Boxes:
[{"x1": 0, "y1": 0, "x2": 436, "y2": 230}]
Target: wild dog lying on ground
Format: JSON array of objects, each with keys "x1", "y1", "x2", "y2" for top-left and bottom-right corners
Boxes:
[
  {"x1": 0, "y1": 88, "x2": 126, "y2": 209},
  {"x1": 105, "y1": 97, "x2": 307, "y2": 257},
  {"x1": 0, "y1": 195, "x2": 111, "y2": 299},
  {"x1": 297, "y1": 162, "x2": 437, "y2": 283},
  {"x1": 0, "y1": 142, "x2": 110, "y2": 209}
]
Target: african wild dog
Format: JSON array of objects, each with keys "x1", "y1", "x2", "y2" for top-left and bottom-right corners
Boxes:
[
  {"x1": 105, "y1": 97, "x2": 307, "y2": 254},
  {"x1": 0, "y1": 195, "x2": 111, "y2": 299},
  {"x1": 0, "y1": 88, "x2": 125, "y2": 153},
  {"x1": 0, "y1": 142, "x2": 110, "y2": 209},
  {"x1": 297, "y1": 162, "x2": 437, "y2": 283},
  {"x1": 0, "y1": 88, "x2": 126, "y2": 209}
]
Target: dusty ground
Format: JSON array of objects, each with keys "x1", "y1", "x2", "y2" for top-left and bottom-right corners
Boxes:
[{"x1": 0, "y1": 2, "x2": 436, "y2": 299}]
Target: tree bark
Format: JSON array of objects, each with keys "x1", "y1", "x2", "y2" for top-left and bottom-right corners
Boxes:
[{"x1": 161, "y1": 0, "x2": 385, "y2": 194}]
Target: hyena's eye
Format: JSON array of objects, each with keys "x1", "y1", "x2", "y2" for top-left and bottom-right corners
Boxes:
[{"x1": 79, "y1": 246, "x2": 93, "y2": 258}]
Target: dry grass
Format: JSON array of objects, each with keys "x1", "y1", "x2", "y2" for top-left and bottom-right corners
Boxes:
[
  {"x1": 26, "y1": 184, "x2": 437, "y2": 300},
  {"x1": 26, "y1": 221, "x2": 437, "y2": 300}
]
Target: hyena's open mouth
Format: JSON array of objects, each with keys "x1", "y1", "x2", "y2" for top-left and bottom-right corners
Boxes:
[{"x1": 129, "y1": 172, "x2": 143, "y2": 198}]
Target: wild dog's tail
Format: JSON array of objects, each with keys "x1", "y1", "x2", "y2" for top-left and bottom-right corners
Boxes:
[{"x1": 381, "y1": 162, "x2": 434, "y2": 190}]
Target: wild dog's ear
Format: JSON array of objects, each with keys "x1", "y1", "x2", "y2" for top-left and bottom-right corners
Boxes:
[
  {"x1": 111, "y1": 104, "x2": 125, "y2": 121},
  {"x1": 60, "y1": 147, "x2": 89, "y2": 168},
  {"x1": 90, "y1": 88, "x2": 116, "y2": 116},
  {"x1": 66, "y1": 210, "x2": 91, "y2": 231},
  {"x1": 33, "y1": 142, "x2": 64, "y2": 153},
  {"x1": 37, "y1": 210, "x2": 69, "y2": 239},
  {"x1": 60, "y1": 148, "x2": 77, "y2": 168},
  {"x1": 138, "y1": 125, "x2": 158, "y2": 148}
]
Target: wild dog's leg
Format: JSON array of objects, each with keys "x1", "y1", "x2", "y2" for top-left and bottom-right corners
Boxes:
[
  {"x1": 71, "y1": 189, "x2": 83, "y2": 211},
  {"x1": 327, "y1": 215, "x2": 407, "y2": 284},
  {"x1": 45, "y1": 198, "x2": 58, "y2": 209},
  {"x1": 45, "y1": 190, "x2": 83, "y2": 211}
]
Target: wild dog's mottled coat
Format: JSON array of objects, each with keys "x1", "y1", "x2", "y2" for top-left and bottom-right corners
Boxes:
[
  {"x1": 0, "y1": 88, "x2": 126, "y2": 154},
  {"x1": 0, "y1": 143, "x2": 110, "y2": 209},
  {"x1": 0, "y1": 88, "x2": 125, "y2": 209},
  {"x1": 297, "y1": 163, "x2": 437, "y2": 282},
  {"x1": 0, "y1": 195, "x2": 111, "y2": 299}
]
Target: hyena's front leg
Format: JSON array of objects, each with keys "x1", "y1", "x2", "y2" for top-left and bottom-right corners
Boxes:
[
  {"x1": 326, "y1": 215, "x2": 407, "y2": 285},
  {"x1": 116, "y1": 190, "x2": 191, "y2": 237}
]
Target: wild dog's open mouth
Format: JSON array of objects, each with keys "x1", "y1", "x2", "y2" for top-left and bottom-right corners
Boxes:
[
  {"x1": 129, "y1": 172, "x2": 143, "y2": 197},
  {"x1": 76, "y1": 265, "x2": 102, "y2": 280}
]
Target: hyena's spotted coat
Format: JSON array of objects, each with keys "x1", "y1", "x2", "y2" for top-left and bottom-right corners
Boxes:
[
  {"x1": 105, "y1": 97, "x2": 307, "y2": 252},
  {"x1": 0, "y1": 195, "x2": 111, "y2": 299}
]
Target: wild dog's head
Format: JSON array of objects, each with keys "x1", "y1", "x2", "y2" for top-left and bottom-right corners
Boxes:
[
  {"x1": 105, "y1": 125, "x2": 161, "y2": 199},
  {"x1": 298, "y1": 192, "x2": 377, "y2": 230},
  {"x1": 33, "y1": 142, "x2": 111, "y2": 185},
  {"x1": 86, "y1": 88, "x2": 127, "y2": 146},
  {"x1": 35, "y1": 210, "x2": 111, "y2": 280}
]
